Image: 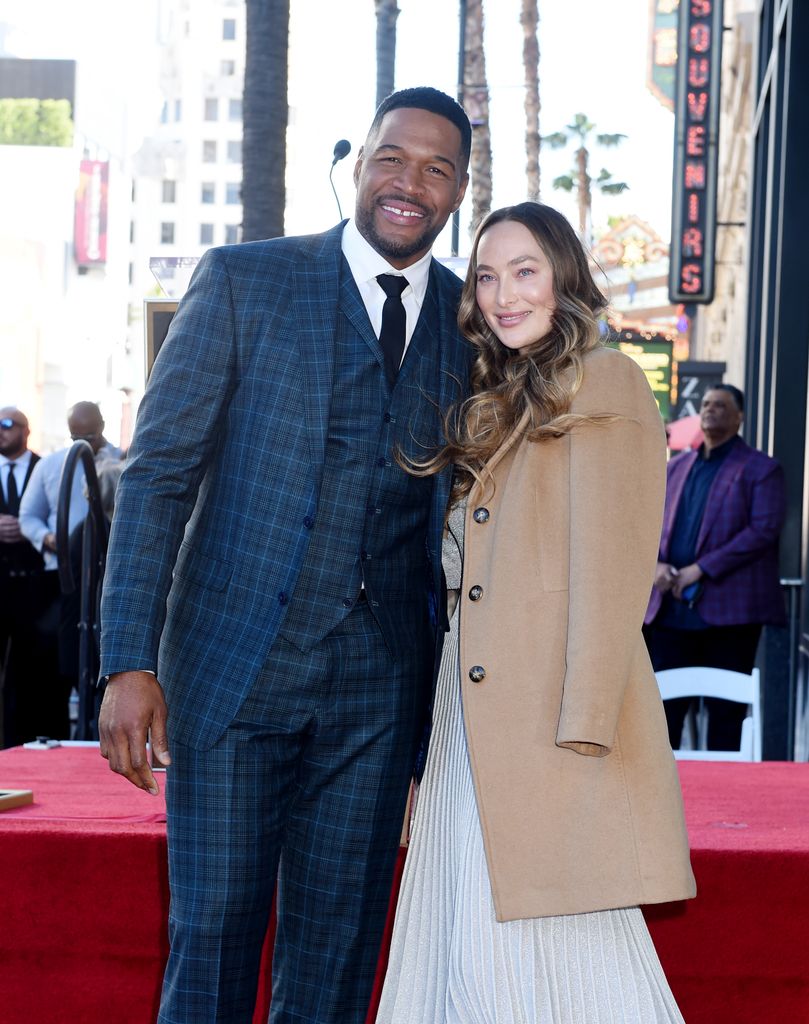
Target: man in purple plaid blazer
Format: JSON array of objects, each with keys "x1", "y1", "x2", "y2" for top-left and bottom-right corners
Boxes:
[{"x1": 644, "y1": 384, "x2": 786, "y2": 750}]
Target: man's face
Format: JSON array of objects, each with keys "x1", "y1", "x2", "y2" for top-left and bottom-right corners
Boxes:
[
  {"x1": 68, "y1": 409, "x2": 105, "y2": 454},
  {"x1": 0, "y1": 409, "x2": 29, "y2": 459},
  {"x1": 700, "y1": 389, "x2": 742, "y2": 439},
  {"x1": 353, "y1": 107, "x2": 469, "y2": 269}
]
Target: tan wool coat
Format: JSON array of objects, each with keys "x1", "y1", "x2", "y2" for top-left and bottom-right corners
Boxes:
[{"x1": 458, "y1": 345, "x2": 696, "y2": 922}]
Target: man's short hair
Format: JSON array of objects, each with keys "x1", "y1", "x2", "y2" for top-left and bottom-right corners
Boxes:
[
  {"x1": 369, "y1": 87, "x2": 471, "y2": 168},
  {"x1": 709, "y1": 383, "x2": 744, "y2": 412}
]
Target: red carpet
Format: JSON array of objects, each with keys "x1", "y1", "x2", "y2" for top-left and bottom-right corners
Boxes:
[{"x1": 1, "y1": 747, "x2": 808, "y2": 1023}]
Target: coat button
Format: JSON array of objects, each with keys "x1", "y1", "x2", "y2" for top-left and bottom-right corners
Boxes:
[
  {"x1": 303, "y1": 516, "x2": 314, "y2": 529},
  {"x1": 473, "y1": 507, "x2": 490, "y2": 523},
  {"x1": 469, "y1": 665, "x2": 486, "y2": 683},
  {"x1": 278, "y1": 592, "x2": 288, "y2": 606},
  {"x1": 468, "y1": 585, "x2": 483, "y2": 601}
]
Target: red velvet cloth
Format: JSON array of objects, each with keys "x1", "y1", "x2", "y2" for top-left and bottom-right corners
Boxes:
[{"x1": 1, "y1": 748, "x2": 809, "y2": 1024}]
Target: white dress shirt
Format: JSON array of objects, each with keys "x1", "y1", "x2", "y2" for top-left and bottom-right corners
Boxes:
[
  {"x1": 0, "y1": 449, "x2": 32, "y2": 507},
  {"x1": 341, "y1": 218, "x2": 433, "y2": 364}
]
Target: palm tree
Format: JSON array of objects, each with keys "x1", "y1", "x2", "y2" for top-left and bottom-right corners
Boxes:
[
  {"x1": 375, "y1": 0, "x2": 400, "y2": 107},
  {"x1": 544, "y1": 113, "x2": 627, "y2": 245},
  {"x1": 521, "y1": 0, "x2": 540, "y2": 202},
  {"x1": 464, "y1": 0, "x2": 493, "y2": 233},
  {"x1": 242, "y1": 0, "x2": 290, "y2": 241}
]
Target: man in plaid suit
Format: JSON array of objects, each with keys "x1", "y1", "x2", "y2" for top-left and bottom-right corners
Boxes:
[
  {"x1": 98, "y1": 88, "x2": 470, "y2": 1023},
  {"x1": 644, "y1": 384, "x2": 786, "y2": 749}
]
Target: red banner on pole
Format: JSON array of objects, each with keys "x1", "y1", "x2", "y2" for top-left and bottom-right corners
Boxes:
[{"x1": 74, "y1": 159, "x2": 109, "y2": 266}]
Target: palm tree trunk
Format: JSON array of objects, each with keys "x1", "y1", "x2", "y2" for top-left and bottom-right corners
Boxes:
[
  {"x1": 242, "y1": 0, "x2": 290, "y2": 241},
  {"x1": 576, "y1": 145, "x2": 590, "y2": 244},
  {"x1": 375, "y1": 0, "x2": 400, "y2": 107},
  {"x1": 521, "y1": 0, "x2": 540, "y2": 202},
  {"x1": 464, "y1": 0, "x2": 492, "y2": 234}
]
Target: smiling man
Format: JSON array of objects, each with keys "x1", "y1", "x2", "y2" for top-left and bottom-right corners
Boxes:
[{"x1": 98, "y1": 88, "x2": 470, "y2": 1024}]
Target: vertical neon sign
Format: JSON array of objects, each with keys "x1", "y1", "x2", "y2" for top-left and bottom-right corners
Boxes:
[{"x1": 669, "y1": 0, "x2": 724, "y2": 303}]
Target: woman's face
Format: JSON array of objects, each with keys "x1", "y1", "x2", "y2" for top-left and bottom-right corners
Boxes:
[{"x1": 474, "y1": 220, "x2": 556, "y2": 354}]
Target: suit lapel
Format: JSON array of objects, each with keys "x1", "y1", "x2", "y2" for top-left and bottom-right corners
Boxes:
[
  {"x1": 293, "y1": 227, "x2": 343, "y2": 471},
  {"x1": 661, "y1": 450, "x2": 698, "y2": 554},
  {"x1": 0, "y1": 453, "x2": 38, "y2": 514},
  {"x1": 338, "y1": 263, "x2": 385, "y2": 372},
  {"x1": 696, "y1": 439, "x2": 748, "y2": 552}
]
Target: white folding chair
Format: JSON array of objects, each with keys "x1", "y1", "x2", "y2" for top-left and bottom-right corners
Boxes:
[{"x1": 655, "y1": 666, "x2": 762, "y2": 762}]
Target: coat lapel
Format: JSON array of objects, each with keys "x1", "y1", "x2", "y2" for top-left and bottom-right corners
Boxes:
[
  {"x1": 696, "y1": 439, "x2": 748, "y2": 553},
  {"x1": 661, "y1": 450, "x2": 697, "y2": 555},
  {"x1": 292, "y1": 226, "x2": 344, "y2": 472}
]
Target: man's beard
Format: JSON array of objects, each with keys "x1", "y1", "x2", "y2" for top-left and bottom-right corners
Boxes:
[{"x1": 354, "y1": 200, "x2": 439, "y2": 263}]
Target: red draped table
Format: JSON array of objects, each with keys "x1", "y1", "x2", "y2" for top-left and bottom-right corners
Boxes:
[{"x1": 1, "y1": 746, "x2": 808, "y2": 1024}]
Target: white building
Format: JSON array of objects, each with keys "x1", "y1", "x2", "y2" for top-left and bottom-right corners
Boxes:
[{"x1": 127, "y1": 0, "x2": 246, "y2": 382}]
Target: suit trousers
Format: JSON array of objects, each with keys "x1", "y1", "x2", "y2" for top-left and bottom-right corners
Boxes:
[
  {"x1": 643, "y1": 621, "x2": 762, "y2": 750},
  {"x1": 158, "y1": 599, "x2": 431, "y2": 1024}
]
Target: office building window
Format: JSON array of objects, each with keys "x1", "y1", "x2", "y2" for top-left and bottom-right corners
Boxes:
[
  {"x1": 128, "y1": 262, "x2": 134, "y2": 285},
  {"x1": 223, "y1": 18, "x2": 236, "y2": 40},
  {"x1": 201, "y1": 181, "x2": 216, "y2": 204},
  {"x1": 174, "y1": 99, "x2": 182, "y2": 121},
  {"x1": 161, "y1": 222, "x2": 175, "y2": 245},
  {"x1": 204, "y1": 98, "x2": 218, "y2": 121},
  {"x1": 200, "y1": 224, "x2": 214, "y2": 245},
  {"x1": 160, "y1": 102, "x2": 168, "y2": 124},
  {"x1": 203, "y1": 140, "x2": 217, "y2": 163},
  {"x1": 131, "y1": 180, "x2": 136, "y2": 201},
  {"x1": 225, "y1": 224, "x2": 240, "y2": 244},
  {"x1": 227, "y1": 140, "x2": 242, "y2": 164},
  {"x1": 226, "y1": 182, "x2": 240, "y2": 204},
  {"x1": 228, "y1": 98, "x2": 242, "y2": 121},
  {"x1": 221, "y1": 59, "x2": 236, "y2": 76},
  {"x1": 162, "y1": 180, "x2": 176, "y2": 203},
  {"x1": 129, "y1": 221, "x2": 135, "y2": 243}
]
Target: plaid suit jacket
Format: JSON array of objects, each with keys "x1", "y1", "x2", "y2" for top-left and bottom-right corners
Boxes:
[
  {"x1": 645, "y1": 437, "x2": 787, "y2": 627},
  {"x1": 100, "y1": 224, "x2": 471, "y2": 749}
]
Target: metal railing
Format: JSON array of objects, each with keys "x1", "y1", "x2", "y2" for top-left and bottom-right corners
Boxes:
[{"x1": 56, "y1": 441, "x2": 108, "y2": 741}]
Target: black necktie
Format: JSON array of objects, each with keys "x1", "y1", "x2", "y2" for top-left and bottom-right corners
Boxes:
[
  {"x1": 6, "y1": 463, "x2": 20, "y2": 516},
  {"x1": 376, "y1": 274, "x2": 409, "y2": 384}
]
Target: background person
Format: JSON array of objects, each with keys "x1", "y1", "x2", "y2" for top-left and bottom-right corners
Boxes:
[
  {"x1": 98, "y1": 87, "x2": 471, "y2": 1024},
  {"x1": 644, "y1": 385, "x2": 786, "y2": 750},
  {"x1": 0, "y1": 408, "x2": 49, "y2": 747},
  {"x1": 18, "y1": 401, "x2": 121, "y2": 739},
  {"x1": 378, "y1": 203, "x2": 694, "y2": 1023}
]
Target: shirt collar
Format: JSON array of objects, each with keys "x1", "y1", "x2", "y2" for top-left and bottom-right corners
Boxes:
[
  {"x1": 341, "y1": 218, "x2": 433, "y2": 305},
  {"x1": 0, "y1": 449, "x2": 31, "y2": 470},
  {"x1": 698, "y1": 434, "x2": 739, "y2": 461}
]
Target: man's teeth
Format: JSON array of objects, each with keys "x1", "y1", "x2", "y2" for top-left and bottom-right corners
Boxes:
[{"x1": 383, "y1": 205, "x2": 423, "y2": 217}]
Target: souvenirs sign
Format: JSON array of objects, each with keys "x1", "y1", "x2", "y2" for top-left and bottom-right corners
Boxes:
[{"x1": 669, "y1": 0, "x2": 724, "y2": 304}]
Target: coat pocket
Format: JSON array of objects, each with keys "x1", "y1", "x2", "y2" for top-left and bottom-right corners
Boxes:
[{"x1": 173, "y1": 542, "x2": 233, "y2": 592}]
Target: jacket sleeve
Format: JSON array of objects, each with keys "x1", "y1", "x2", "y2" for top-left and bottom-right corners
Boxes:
[
  {"x1": 697, "y1": 460, "x2": 786, "y2": 579},
  {"x1": 556, "y1": 353, "x2": 667, "y2": 756},
  {"x1": 99, "y1": 248, "x2": 239, "y2": 678},
  {"x1": 18, "y1": 459, "x2": 50, "y2": 552}
]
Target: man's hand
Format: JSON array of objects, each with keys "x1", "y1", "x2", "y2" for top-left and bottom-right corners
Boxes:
[
  {"x1": 654, "y1": 562, "x2": 678, "y2": 593},
  {"x1": 42, "y1": 532, "x2": 57, "y2": 553},
  {"x1": 0, "y1": 514, "x2": 23, "y2": 543},
  {"x1": 671, "y1": 562, "x2": 703, "y2": 600},
  {"x1": 99, "y1": 671, "x2": 171, "y2": 794}
]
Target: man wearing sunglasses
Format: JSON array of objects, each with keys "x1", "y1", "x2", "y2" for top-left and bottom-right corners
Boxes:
[
  {"x1": 17, "y1": 402, "x2": 122, "y2": 740},
  {"x1": 0, "y1": 408, "x2": 48, "y2": 746}
]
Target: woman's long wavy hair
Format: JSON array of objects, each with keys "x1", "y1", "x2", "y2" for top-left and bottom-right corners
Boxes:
[{"x1": 411, "y1": 202, "x2": 609, "y2": 504}]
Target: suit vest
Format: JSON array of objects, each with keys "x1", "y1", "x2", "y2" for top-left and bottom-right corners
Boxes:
[
  {"x1": 0, "y1": 453, "x2": 44, "y2": 577},
  {"x1": 279, "y1": 262, "x2": 441, "y2": 657}
]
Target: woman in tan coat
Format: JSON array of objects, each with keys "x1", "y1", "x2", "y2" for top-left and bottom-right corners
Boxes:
[{"x1": 377, "y1": 203, "x2": 695, "y2": 1024}]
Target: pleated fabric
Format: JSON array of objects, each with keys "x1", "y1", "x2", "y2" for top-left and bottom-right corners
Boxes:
[{"x1": 376, "y1": 510, "x2": 685, "y2": 1024}]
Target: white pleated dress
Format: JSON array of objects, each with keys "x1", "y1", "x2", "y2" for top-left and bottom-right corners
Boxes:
[{"x1": 376, "y1": 504, "x2": 685, "y2": 1024}]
